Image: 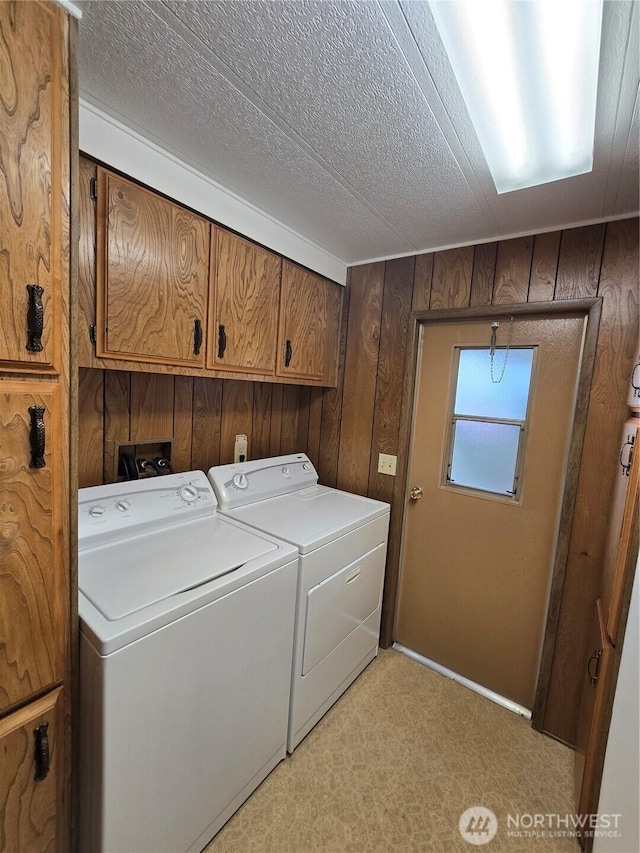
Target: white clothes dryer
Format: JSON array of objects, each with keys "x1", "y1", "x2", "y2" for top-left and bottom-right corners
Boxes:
[
  {"x1": 78, "y1": 471, "x2": 298, "y2": 853},
  {"x1": 208, "y1": 454, "x2": 390, "y2": 752}
]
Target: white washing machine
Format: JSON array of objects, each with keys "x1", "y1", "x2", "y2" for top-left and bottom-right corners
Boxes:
[
  {"x1": 78, "y1": 471, "x2": 298, "y2": 853},
  {"x1": 208, "y1": 454, "x2": 390, "y2": 752}
]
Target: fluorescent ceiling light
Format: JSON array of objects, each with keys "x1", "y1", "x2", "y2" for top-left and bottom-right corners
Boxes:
[{"x1": 429, "y1": 0, "x2": 603, "y2": 194}]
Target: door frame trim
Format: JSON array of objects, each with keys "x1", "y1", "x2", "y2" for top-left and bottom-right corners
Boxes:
[{"x1": 381, "y1": 298, "x2": 602, "y2": 729}]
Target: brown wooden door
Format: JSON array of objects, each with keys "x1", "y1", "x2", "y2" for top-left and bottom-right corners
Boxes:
[
  {"x1": 96, "y1": 169, "x2": 209, "y2": 366},
  {"x1": 0, "y1": 687, "x2": 65, "y2": 853},
  {"x1": 209, "y1": 229, "x2": 281, "y2": 374},
  {"x1": 0, "y1": 383, "x2": 65, "y2": 714},
  {"x1": 396, "y1": 316, "x2": 585, "y2": 710},
  {"x1": 0, "y1": 1, "x2": 69, "y2": 372},
  {"x1": 276, "y1": 261, "x2": 342, "y2": 385}
]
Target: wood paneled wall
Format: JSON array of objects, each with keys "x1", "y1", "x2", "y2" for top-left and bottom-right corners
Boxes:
[
  {"x1": 77, "y1": 217, "x2": 638, "y2": 746},
  {"x1": 77, "y1": 370, "x2": 327, "y2": 486},
  {"x1": 330, "y1": 219, "x2": 638, "y2": 747}
]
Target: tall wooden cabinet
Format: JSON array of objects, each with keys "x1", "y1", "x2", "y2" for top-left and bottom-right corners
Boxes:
[{"x1": 0, "y1": 3, "x2": 74, "y2": 851}]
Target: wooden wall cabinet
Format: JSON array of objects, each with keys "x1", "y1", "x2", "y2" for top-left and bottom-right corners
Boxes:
[
  {"x1": 276, "y1": 261, "x2": 343, "y2": 385},
  {"x1": 0, "y1": 688, "x2": 65, "y2": 853},
  {"x1": 208, "y1": 229, "x2": 281, "y2": 375},
  {"x1": 0, "y1": 2, "x2": 73, "y2": 851},
  {"x1": 0, "y1": 1, "x2": 68, "y2": 374},
  {"x1": 81, "y1": 159, "x2": 343, "y2": 387},
  {"x1": 0, "y1": 385, "x2": 66, "y2": 714},
  {"x1": 96, "y1": 168, "x2": 210, "y2": 367}
]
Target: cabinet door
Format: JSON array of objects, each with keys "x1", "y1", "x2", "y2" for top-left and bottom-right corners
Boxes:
[
  {"x1": 0, "y1": 687, "x2": 65, "y2": 853},
  {"x1": 0, "y1": 383, "x2": 65, "y2": 714},
  {"x1": 0, "y1": 2, "x2": 69, "y2": 372},
  {"x1": 209, "y1": 229, "x2": 281, "y2": 374},
  {"x1": 96, "y1": 169, "x2": 209, "y2": 366},
  {"x1": 276, "y1": 262, "x2": 342, "y2": 385}
]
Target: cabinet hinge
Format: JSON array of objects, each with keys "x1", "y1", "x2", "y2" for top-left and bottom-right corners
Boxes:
[
  {"x1": 89, "y1": 323, "x2": 97, "y2": 346},
  {"x1": 89, "y1": 177, "x2": 97, "y2": 200}
]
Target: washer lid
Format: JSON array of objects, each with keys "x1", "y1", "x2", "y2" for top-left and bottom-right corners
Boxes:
[
  {"x1": 79, "y1": 514, "x2": 278, "y2": 621},
  {"x1": 227, "y1": 485, "x2": 389, "y2": 553}
]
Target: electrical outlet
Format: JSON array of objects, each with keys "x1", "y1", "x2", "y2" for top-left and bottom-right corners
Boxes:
[
  {"x1": 234, "y1": 434, "x2": 248, "y2": 464},
  {"x1": 378, "y1": 453, "x2": 397, "y2": 476}
]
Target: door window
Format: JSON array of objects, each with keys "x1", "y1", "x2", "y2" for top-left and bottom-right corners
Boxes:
[{"x1": 444, "y1": 347, "x2": 535, "y2": 498}]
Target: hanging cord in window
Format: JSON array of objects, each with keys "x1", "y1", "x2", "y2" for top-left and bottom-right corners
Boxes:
[{"x1": 489, "y1": 316, "x2": 514, "y2": 383}]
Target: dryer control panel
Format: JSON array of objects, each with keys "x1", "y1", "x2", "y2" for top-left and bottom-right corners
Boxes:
[
  {"x1": 79, "y1": 471, "x2": 216, "y2": 551},
  {"x1": 209, "y1": 454, "x2": 318, "y2": 510}
]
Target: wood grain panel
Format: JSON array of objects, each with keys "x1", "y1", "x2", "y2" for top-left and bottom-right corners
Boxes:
[
  {"x1": 368, "y1": 257, "x2": 414, "y2": 504},
  {"x1": 0, "y1": 1, "x2": 66, "y2": 371},
  {"x1": 0, "y1": 687, "x2": 64, "y2": 853},
  {"x1": 78, "y1": 157, "x2": 98, "y2": 366},
  {"x1": 97, "y1": 169, "x2": 209, "y2": 366},
  {"x1": 492, "y1": 236, "x2": 533, "y2": 305},
  {"x1": 191, "y1": 378, "x2": 222, "y2": 471},
  {"x1": 78, "y1": 368, "x2": 104, "y2": 488},
  {"x1": 555, "y1": 225, "x2": 606, "y2": 300},
  {"x1": 296, "y1": 386, "x2": 311, "y2": 454},
  {"x1": 306, "y1": 389, "x2": 324, "y2": 472},
  {"x1": 129, "y1": 373, "x2": 175, "y2": 441},
  {"x1": 430, "y1": 247, "x2": 473, "y2": 309},
  {"x1": 279, "y1": 385, "x2": 300, "y2": 455},
  {"x1": 529, "y1": 232, "x2": 560, "y2": 302},
  {"x1": 318, "y1": 278, "x2": 351, "y2": 488},
  {"x1": 172, "y1": 377, "x2": 193, "y2": 473},
  {"x1": 269, "y1": 384, "x2": 284, "y2": 457},
  {"x1": 220, "y1": 380, "x2": 254, "y2": 463},
  {"x1": 469, "y1": 243, "x2": 497, "y2": 307},
  {"x1": 103, "y1": 371, "x2": 130, "y2": 483},
  {"x1": 411, "y1": 253, "x2": 433, "y2": 312},
  {"x1": 544, "y1": 219, "x2": 639, "y2": 743},
  {"x1": 251, "y1": 383, "x2": 272, "y2": 460},
  {"x1": 0, "y1": 383, "x2": 63, "y2": 712},
  {"x1": 336, "y1": 263, "x2": 384, "y2": 495},
  {"x1": 210, "y1": 229, "x2": 281, "y2": 374}
]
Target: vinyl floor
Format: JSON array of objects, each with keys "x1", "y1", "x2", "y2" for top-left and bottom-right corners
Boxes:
[{"x1": 204, "y1": 648, "x2": 578, "y2": 853}]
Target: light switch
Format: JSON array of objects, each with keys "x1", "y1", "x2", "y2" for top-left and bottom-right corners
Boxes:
[{"x1": 378, "y1": 453, "x2": 397, "y2": 476}]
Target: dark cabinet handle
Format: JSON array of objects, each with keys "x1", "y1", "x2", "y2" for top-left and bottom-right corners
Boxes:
[
  {"x1": 34, "y1": 723, "x2": 50, "y2": 781},
  {"x1": 26, "y1": 284, "x2": 44, "y2": 352},
  {"x1": 588, "y1": 648, "x2": 602, "y2": 685},
  {"x1": 193, "y1": 319, "x2": 203, "y2": 356},
  {"x1": 29, "y1": 405, "x2": 46, "y2": 468},
  {"x1": 218, "y1": 324, "x2": 227, "y2": 359},
  {"x1": 284, "y1": 339, "x2": 292, "y2": 368}
]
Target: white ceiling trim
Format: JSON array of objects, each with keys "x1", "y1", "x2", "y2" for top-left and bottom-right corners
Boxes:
[
  {"x1": 352, "y1": 210, "x2": 640, "y2": 269},
  {"x1": 79, "y1": 99, "x2": 348, "y2": 284}
]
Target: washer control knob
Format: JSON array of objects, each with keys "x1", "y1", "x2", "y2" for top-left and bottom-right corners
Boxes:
[
  {"x1": 116, "y1": 500, "x2": 131, "y2": 513},
  {"x1": 179, "y1": 484, "x2": 198, "y2": 503},
  {"x1": 89, "y1": 505, "x2": 105, "y2": 518},
  {"x1": 282, "y1": 466, "x2": 290, "y2": 477},
  {"x1": 302, "y1": 462, "x2": 311, "y2": 471},
  {"x1": 232, "y1": 473, "x2": 248, "y2": 489}
]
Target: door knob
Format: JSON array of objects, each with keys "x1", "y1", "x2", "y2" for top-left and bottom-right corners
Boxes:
[{"x1": 410, "y1": 486, "x2": 423, "y2": 501}]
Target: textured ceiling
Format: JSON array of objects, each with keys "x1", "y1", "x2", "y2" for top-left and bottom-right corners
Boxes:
[{"x1": 77, "y1": 0, "x2": 640, "y2": 266}]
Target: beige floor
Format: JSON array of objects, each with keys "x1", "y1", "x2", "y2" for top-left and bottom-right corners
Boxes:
[{"x1": 205, "y1": 649, "x2": 578, "y2": 853}]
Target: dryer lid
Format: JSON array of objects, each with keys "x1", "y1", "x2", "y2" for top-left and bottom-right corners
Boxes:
[
  {"x1": 79, "y1": 515, "x2": 278, "y2": 621},
  {"x1": 228, "y1": 485, "x2": 389, "y2": 553}
]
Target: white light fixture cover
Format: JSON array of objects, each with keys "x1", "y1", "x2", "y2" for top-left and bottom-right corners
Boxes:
[{"x1": 429, "y1": 0, "x2": 604, "y2": 194}]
